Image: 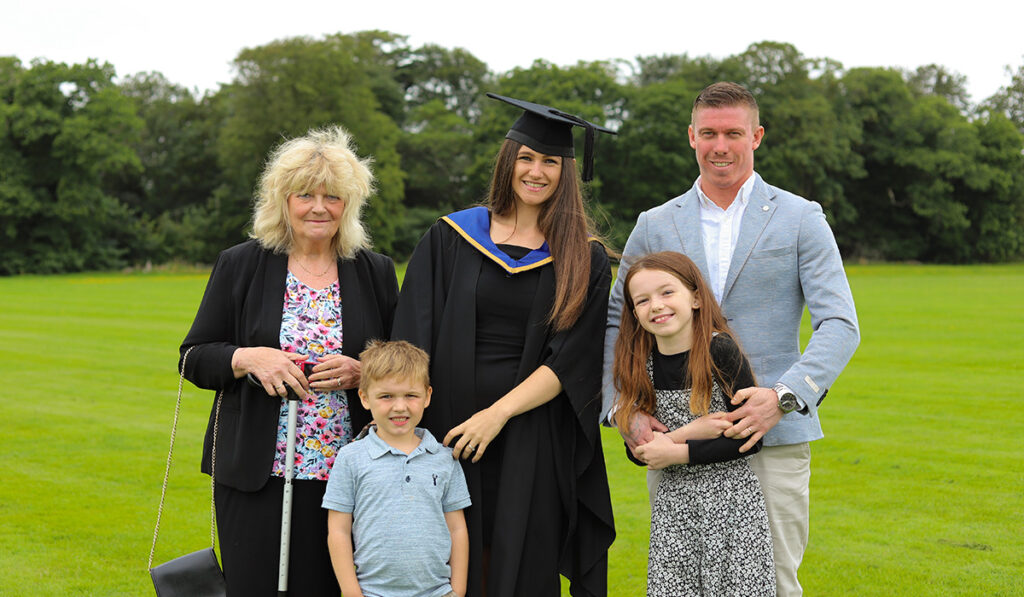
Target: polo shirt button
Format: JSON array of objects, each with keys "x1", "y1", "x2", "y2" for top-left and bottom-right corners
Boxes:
[{"x1": 405, "y1": 476, "x2": 411, "y2": 482}]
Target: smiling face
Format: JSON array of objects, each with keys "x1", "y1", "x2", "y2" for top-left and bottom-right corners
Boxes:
[
  {"x1": 287, "y1": 184, "x2": 344, "y2": 246},
  {"x1": 688, "y1": 105, "x2": 764, "y2": 207},
  {"x1": 628, "y1": 267, "x2": 701, "y2": 354},
  {"x1": 512, "y1": 145, "x2": 562, "y2": 207},
  {"x1": 359, "y1": 376, "x2": 432, "y2": 447}
]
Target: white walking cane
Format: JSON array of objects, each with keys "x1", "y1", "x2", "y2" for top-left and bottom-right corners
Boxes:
[{"x1": 278, "y1": 392, "x2": 300, "y2": 596}]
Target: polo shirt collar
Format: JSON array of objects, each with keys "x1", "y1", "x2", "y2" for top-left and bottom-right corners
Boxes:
[{"x1": 364, "y1": 426, "x2": 441, "y2": 459}]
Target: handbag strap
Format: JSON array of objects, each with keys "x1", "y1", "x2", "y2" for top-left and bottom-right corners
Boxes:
[{"x1": 148, "y1": 346, "x2": 222, "y2": 569}]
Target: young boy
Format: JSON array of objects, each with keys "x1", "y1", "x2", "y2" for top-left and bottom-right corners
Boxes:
[{"x1": 323, "y1": 340, "x2": 470, "y2": 597}]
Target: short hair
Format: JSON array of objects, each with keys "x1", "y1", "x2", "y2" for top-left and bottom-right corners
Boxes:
[
  {"x1": 251, "y1": 126, "x2": 374, "y2": 258},
  {"x1": 691, "y1": 81, "x2": 760, "y2": 127},
  {"x1": 358, "y1": 340, "x2": 431, "y2": 392}
]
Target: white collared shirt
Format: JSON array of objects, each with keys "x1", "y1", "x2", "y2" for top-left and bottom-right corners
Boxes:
[
  {"x1": 694, "y1": 174, "x2": 756, "y2": 303},
  {"x1": 694, "y1": 173, "x2": 804, "y2": 412}
]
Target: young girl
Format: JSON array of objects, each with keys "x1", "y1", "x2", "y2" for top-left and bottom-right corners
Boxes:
[{"x1": 613, "y1": 251, "x2": 775, "y2": 597}]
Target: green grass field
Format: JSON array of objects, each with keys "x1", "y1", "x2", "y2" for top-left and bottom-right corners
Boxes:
[{"x1": 1, "y1": 263, "x2": 1022, "y2": 596}]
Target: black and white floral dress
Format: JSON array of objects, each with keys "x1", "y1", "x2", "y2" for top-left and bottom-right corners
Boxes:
[{"x1": 646, "y1": 336, "x2": 775, "y2": 597}]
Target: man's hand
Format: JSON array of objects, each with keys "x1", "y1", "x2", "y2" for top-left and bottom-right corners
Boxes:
[
  {"x1": 723, "y1": 386, "x2": 784, "y2": 452},
  {"x1": 617, "y1": 411, "x2": 668, "y2": 460}
]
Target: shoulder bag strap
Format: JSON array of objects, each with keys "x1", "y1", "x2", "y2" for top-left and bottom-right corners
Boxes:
[{"x1": 148, "y1": 346, "x2": 222, "y2": 569}]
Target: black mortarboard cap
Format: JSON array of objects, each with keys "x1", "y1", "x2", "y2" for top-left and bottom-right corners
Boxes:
[{"x1": 487, "y1": 92, "x2": 615, "y2": 182}]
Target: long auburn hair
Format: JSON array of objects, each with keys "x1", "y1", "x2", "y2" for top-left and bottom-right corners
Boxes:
[
  {"x1": 487, "y1": 139, "x2": 594, "y2": 332},
  {"x1": 613, "y1": 252, "x2": 740, "y2": 436}
]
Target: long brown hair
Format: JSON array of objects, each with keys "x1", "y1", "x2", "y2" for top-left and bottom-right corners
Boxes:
[
  {"x1": 487, "y1": 139, "x2": 593, "y2": 331},
  {"x1": 613, "y1": 252, "x2": 738, "y2": 435}
]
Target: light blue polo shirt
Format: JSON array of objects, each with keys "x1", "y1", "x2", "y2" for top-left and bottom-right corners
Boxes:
[{"x1": 323, "y1": 427, "x2": 471, "y2": 597}]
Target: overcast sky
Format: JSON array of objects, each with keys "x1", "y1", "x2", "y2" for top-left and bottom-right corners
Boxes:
[{"x1": 4, "y1": 0, "x2": 1021, "y2": 105}]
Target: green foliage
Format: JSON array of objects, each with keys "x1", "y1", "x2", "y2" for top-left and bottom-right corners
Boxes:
[
  {"x1": 0, "y1": 57, "x2": 145, "y2": 273},
  {"x1": 396, "y1": 43, "x2": 490, "y2": 123},
  {"x1": 398, "y1": 99, "x2": 480, "y2": 213},
  {"x1": 905, "y1": 63, "x2": 972, "y2": 113},
  {"x1": 2, "y1": 39, "x2": 1024, "y2": 270},
  {"x1": 116, "y1": 72, "x2": 224, "y2": 263},
  {"x1": 210, "y1": 32, "x2": 407, "y2": 258},
  {"x1": 391, "y1": 43, "x2": 492, "y2": 236},
  {"x1": 840, "y1": 67, "x2": 1024, "y2": 261},
  {"x1": 1, "y1": 264, "x2": 1023, "y2": 595},
  {"x1": 118, "y1": 72, "x2": 221, "y2": 217},
  {"x1": 982, "y1": 58, "x2": 1024, "y2": 133},
  {"x1": 629, "y1": 52, "x2": 722, "y2": 88},
  {"x1": 600, "y1": 78, "x2": 701, "y2": 246}
]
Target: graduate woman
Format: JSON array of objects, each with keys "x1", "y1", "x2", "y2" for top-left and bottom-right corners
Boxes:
[{"x1": 392, "y1": 94, "x2": 616, "y2": 597}]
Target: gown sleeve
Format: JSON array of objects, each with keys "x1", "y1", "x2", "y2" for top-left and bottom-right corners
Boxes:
[
  {"x1": 391, "y1": 221, "x2": 452, "y2": 354},
  {"x1": 542, "y1": 241, "x2": 612, "y2": 451},
  {"x1": 366, "y1": 251, "x2": 400, "y2": 340},
  {"x1": 687, "y1": 333, "x2": 762, "y2": 465}
]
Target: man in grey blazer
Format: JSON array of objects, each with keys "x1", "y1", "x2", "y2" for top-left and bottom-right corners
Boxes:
[{"x1": 603, "y1": 81, "x2": 860, "y2": 596}]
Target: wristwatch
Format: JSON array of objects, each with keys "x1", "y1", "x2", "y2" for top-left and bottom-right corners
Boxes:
[{"x1": 774, "y1": 383, "x2": 799, "y2": 414}]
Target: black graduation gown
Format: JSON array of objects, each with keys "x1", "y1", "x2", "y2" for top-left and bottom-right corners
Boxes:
[{"x1": 392, "y1": 219, "x2": 615, "y2": 597}]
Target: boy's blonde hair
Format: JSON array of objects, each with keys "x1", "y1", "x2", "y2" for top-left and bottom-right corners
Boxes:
[{"x1": 358, "y1": 340, "x2": 430, "y2": 392}]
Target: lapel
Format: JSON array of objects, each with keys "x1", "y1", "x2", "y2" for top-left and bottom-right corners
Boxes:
[
  {"x1": 339, "y1": 254, "x2": 365, "y2": 360},
  {"x1": 670, "y1": 188, "x2": 712, "y2": 285},
  {"x1": 722, "y1": 175, "x2": 775, "y2": 301},
  {"x1": 256, "y1": 251, "x2": 288, "y2": 347}
]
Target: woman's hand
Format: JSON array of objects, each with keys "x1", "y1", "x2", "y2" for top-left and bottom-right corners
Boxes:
[
  {"x1": 443, "y1": 365, "x2": 562, "y2": 463},
  {"x1": 308, "y1": 354, "x2": 362, "y2": 391},
  {"x1": 444, "y1": 407, "x2": 510, "y2": 464},
  {"x1": 679, "y1": 411, "x2": 732, "y2": 441},
  {"x1": 232, "y1": 347, "x2": 310, "y2": 399},
  {"x1": 634, "y1": 432, "x2": 687, "y2": 470}
]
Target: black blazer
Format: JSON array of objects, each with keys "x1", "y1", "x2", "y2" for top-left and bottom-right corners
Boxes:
[{"x1": 179, "y1": 240, "x2": 399, "y2": 491}]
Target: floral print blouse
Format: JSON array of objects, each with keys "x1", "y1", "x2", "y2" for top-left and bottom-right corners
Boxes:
[{"x1": 271, "y1": 271, "x2": 352, "y2": 480}]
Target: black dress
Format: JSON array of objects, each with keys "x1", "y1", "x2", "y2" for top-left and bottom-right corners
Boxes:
[
  {"x1": 475, "y1": 243, "x2": 538, "y2": 547},
  {"x1": 392, "y1": 212, "x2": 615, "y2": 597}
]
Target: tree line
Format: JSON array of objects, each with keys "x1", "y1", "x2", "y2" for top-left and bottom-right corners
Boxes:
[{"x1": 2, "y1": 32, "x2": 1023, "y2": 274}]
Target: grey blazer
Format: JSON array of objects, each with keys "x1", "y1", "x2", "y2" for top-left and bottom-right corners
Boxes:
[{"x1": 602, "y1": 173, "x2": 860, "y2": 446}]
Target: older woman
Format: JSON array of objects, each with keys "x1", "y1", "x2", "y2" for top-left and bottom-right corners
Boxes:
[
  {"x1": 392, "y1": 94, "x2": 616, "y2": 597},
  {"x1": 179, "y1": 126, "x2": 398, "y2": 596}
]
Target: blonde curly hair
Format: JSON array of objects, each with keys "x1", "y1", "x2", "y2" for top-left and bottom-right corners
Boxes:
[{"x1": 250, "y1": 126, "x2": 375, "y2": 258}]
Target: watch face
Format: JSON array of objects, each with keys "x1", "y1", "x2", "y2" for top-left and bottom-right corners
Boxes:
[{"x1": 779, "y1": 393, "x2": 798, "y2": 413}]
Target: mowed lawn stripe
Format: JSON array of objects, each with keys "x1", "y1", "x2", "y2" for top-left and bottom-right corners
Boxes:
[{"x1": 0, "y1": 264, "x2": 1020, "y2": 596}]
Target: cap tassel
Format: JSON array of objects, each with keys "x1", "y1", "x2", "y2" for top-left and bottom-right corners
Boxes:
[
  {"x1": 551, "y1": 109, "x2": 597, "y2": 182},
  {"x1": 582, "y1": 124, "x2": 595, "y2": 182}
]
